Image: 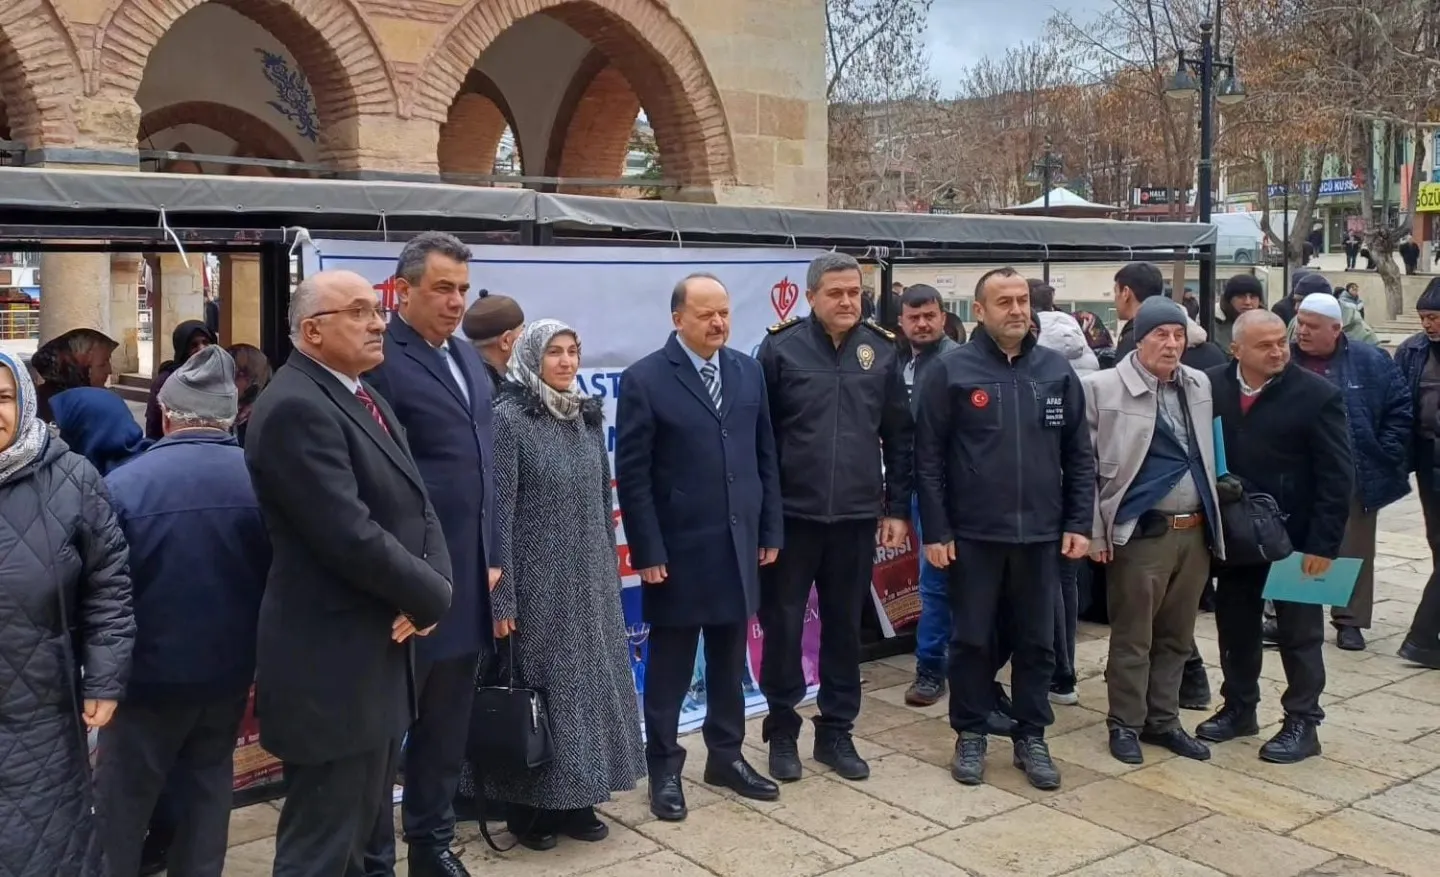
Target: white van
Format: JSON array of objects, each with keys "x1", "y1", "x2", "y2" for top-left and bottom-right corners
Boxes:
[{"x1": 1210, "y1": 213, "x2": 1265, "y2": 264}]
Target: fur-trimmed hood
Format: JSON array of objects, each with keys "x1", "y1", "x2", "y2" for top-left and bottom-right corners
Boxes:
[{"x1": 496, "y1": 378, "x2": 605, "y2": 428}]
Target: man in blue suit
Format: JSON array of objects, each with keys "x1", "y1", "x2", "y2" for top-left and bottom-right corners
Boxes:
[
  {"x1": 364, "y1": 232, "x2": 497, "y2": 877},
  {"x1": 616, "y1": 273, "x2": 784, "y2": 822}
]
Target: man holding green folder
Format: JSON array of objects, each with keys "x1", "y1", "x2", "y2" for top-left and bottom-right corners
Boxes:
[{"x1": 1199, "y1": 310, "x2": 1353, "y2": 765}]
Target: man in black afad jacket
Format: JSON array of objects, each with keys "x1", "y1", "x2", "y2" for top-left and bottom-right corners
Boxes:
[
  {"x1": 1198, "y1": 310, "x2": 1353, "y2": 764},
  {"x1": 757, "y1": 252, "x2": 914, "y2": 784},
  {"x1": 915, "y1": 267, "x2": 1095, "y2": 792}
]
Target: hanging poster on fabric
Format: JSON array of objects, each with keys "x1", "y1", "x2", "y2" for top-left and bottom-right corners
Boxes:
[{"x1": 301, "y1": 242, "x2": 856, "y2": 733}]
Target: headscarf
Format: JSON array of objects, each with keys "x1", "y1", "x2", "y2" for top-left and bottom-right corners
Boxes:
[
  {"x1": 0, "y1": 351, "x2": 50, "y2": 485},
  {"x1": 509, "y1": 318, "x2": 583, "y2": 421},
  {"x1": 50, "y1": 387, "x2": 152, "y2": 474}
]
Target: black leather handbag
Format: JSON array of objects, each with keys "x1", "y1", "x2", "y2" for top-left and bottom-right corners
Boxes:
[
  {"x1": 468, "y1": 636, "x2": 554, "y2": 771},
  {"x1": 1215, "y1": 475, "x2": 1294, "y2": 567}
]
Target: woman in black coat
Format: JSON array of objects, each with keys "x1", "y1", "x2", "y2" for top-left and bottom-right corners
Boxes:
[{"x1": 0, "y1": 350, "x2": 133, "y2": 877}]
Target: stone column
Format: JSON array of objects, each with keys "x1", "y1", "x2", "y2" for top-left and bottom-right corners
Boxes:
[
  {"x1": 153, "y1": 252, "x2": 205, "y2": 375},
  {"x1": 37, "y1": 253, "x2": 112, "y2": 343},
  {"x1": 109, "y1": 254, "x2": 143, "y2": 375},
  {"x1": 219, "y1": 254, "x2": 263, "y2": 348}
]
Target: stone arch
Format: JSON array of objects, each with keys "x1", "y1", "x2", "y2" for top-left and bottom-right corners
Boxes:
[
  {"x1": 412, "y1": 0, "x2": 735, "y2": 199},
  {"x1": 438, "y1": 69, "x2": 523, "y2": 180},
  {"x1": 139, "y1": 100, "x2": 304, "y2": 162},
  {"x1": 547, "y1": 60, "x2": 641, "y2": 196},
  {"x1": 0, "y1": 1, "x2": 85, "y2": 147},
  {"x1": 93, "y1": 0, "x2": 398, "y2": 164}
]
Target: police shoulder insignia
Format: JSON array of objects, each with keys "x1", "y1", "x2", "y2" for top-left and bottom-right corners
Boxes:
[
  {"x1": 864, "y1": 319, "x2": 896, "y2": 341},
  {"x1": 767, "y1": 317, "x2": 801, "y2": 334}
]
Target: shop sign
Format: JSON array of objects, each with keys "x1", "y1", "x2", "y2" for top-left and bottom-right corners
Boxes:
[
  {"x1": 1416, "y1": 182, "x2": 1440, "y2": 213},
  {"x1": 934, "y1": 274, "x2": 956, "y2": 292},
  {"x1": 1134, "y1": 187, "x2": 1191, "y2": 206},
  {"x1": 1267, "y1": 177, "x2": 1362, "y2": 198}
]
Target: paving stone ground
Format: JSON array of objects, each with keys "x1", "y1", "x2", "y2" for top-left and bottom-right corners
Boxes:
[{"x1": 220, "y1": 492, "x2": 1440, "y2": 877}]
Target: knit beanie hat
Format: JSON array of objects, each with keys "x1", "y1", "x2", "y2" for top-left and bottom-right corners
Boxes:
[
  {"x1": 1132, "y1": 296, "x2": 1188, "y2": 341},
  {"x1": 1417, "y1": 277, "x2": 1440, "y2": 312},
  {"x1": 1222, "y1": 274, "x2": 1264, "y2": 304},
  {"x1": 158, "y1": 344, "x2": 238, "y2": 422},
  {"x1": 1291, "y1": 270, "x2": 1332, "y2": 298}
]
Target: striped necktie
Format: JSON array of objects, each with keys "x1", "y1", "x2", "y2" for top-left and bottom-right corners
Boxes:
[
  {"x1": 700, "y1": 362, "x2": 722, "y2": 410},
  {"x1": 354, "y1": 386, "x2": 391, "y2": 436}
]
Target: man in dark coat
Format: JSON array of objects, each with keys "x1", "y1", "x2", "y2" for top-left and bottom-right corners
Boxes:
[
  {"x1": 461, "y1": 293, "x2": 525, "y2": 392},
  {"x1": 1198, "y1": 310, "x2": 1353, "y2": 765},
  {"x1": 757, "y1": 253, "x2": 913, "y2": 784},
  {"x1": 244, "y1": 270, "x2": 453, "y2": 877},
  {"x1": 363, "y1": 233, "x2": 496, "y2": 877},
  {"x1": 96, "y1": 346, "x2": 271, "y2": 877},
  {"x1": 1395, "y1": 280, "x2": 1440, "y2": 668},
  {"x1": 1291, "y1": 293, "x2": 1412, "y2": 652},
  {"x1": 617, "y1": 272, "x2": 783, "y2": 821}
]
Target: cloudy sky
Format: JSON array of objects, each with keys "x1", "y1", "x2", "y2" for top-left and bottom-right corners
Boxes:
[{"x1": 926, "y1": 0, "x2": 1113, "y2": 92}]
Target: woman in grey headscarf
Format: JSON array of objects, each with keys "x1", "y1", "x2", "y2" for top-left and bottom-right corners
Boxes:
[
  {"x1": 0, "y1": 350, "x2": 133, "y2": 877},
  {"x1": 487, "y1": 319, "x2": 644, "y2": 851}
]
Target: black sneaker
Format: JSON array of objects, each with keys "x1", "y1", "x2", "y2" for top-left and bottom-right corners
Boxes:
[
  {"x1": 1048, "y1": 680, "x2": 1079, "y2": 706},
  {"x1": 951, "y1": 732, "x2": 987, "y2": 785},
  {"x1": 1259, "y1": 716, "x2": 1321, "y2": 764},
  {"x1": 814, "y1": 734, "x2": 870, "y2": 781},
  {"x1": 1012, "y1": 736, "x2": 1061, "y2": 790},
  {"x1": 905, "y1": 674, "x2": 946, "y2": 707},
  {"x1": 1108, "y1": 727, "x2": 1143, "y2": 765},
  {"x1": 1140, "y1": 727, "x2": 1211, "y2": 761},
  {"x1": 768, "y1": 735, "x2": 802, "y2": 782},
  {"x1": 1195, "y1": 704, "x2": 1260, "y2": 743},
  {"x1": 1336, "y1": 626, "x2": 1366, "y2": 651}
]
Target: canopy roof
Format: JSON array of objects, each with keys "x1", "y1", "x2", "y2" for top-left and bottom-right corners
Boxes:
[{"x1": 1001, "y1": 187, "x2": 1119, "y2": 215}]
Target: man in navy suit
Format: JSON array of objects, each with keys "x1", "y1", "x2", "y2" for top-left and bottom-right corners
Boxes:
[
  {"x1": 616, "y1": 273, "x2": 784, "y2": 822},
  {"x1": 364, "y1": 232, "x2": 497, "y2": 877}
]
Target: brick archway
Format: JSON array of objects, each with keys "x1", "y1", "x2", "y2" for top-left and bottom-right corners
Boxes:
[
  {"x1": 546, "y1": 58, "x2": 641, "y2": 196},
  {"x1": 438, "y1": 69, "x2": 523, "y2": 180},
  {"x1": 93, "y1": 0, "x2": 398, "y2": 165},
  {"x1": 0, "y1": 1, "x2": 85, "y2": 147},
  {"x1": 140, "y1": 100, "x2": 304, "y2": 163},
  {"x1": 412, "y1": 0, "x2": 735, "y2": 199}
]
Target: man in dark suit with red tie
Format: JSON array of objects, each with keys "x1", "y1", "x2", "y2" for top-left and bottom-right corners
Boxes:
[
  {"x1": 616, "y1": 273, "x2": 784, "y2": 822},
  {"x1": 364, "y1": 232, "x2": 498, "y2": 877},
  {"x1": 244, "y1": 270, "x2": 453, "y2": 877}
]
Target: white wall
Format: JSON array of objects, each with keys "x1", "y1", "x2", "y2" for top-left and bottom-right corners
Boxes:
[{"x1": 135, "y1": 3, "x2": 319, "y2": 162}]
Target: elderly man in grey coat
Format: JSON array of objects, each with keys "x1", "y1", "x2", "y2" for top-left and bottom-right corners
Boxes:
[{"x1": 1082, "y1": 296, "x2": 1225, "y2": 767}]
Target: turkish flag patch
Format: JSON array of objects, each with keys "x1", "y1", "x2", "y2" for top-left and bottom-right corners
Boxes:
[{"x1": 970, "y1": 389, "x2": 990, "y2": 408}]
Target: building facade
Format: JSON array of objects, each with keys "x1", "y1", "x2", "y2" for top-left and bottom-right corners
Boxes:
[{"x1": 0, "y1": 0, "x2": 828, "y2": 367}]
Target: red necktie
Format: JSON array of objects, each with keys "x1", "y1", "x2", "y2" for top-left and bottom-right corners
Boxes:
[{"x1": 354, "y1": 386, "x2": 391, "y2": 436}]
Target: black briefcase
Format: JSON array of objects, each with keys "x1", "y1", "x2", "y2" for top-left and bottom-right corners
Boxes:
[{"x1": 468, "y1": 637, "x2": 554, "y2": 771}]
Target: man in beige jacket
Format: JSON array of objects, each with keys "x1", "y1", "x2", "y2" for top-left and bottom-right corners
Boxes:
[{"x1": 1082, "y1": 297, "x2": 1225, "y2": 766}]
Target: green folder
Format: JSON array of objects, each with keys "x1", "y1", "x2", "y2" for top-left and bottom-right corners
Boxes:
[{"x1": 1261, "y1": 554, "x2": 1362, "y2": 606}]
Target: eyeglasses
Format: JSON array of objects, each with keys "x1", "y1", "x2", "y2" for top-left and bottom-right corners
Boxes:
[{"x1": 307, "y1": 304, "x2": 384, "y2": 323}]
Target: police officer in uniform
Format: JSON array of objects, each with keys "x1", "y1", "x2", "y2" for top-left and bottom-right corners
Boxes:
[
  {"x1": 915, "y1": 267, "x2": 1094, "y2": 791},
  {"x1": 757, "y1": 252, "x2": 914, "y2": 783}
]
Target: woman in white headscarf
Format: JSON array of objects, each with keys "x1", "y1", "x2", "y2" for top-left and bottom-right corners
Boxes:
[
  {"x1": 486, "y1": 319, "x2": 644, "y2": 851},
  {"x1": 0, "y1": 350, "x2": 133, "y2": 877}
]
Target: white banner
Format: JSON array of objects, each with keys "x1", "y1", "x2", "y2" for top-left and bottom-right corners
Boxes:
[{"x1": 301, "y1": 242, "x2": 830, "y2": 731}]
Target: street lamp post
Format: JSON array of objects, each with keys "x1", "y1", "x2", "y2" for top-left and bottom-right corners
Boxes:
[
  {"x1": 1166, "y1": 17, "x2": 1245, "y2": 334},
  {"x1": 1032, "y1": 137, "x2": 1063, "y2": 283}
]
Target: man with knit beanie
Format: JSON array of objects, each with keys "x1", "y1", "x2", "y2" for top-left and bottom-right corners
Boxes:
[
  {"x1": 1083, "y1": 297, "x2": 1223, "y2": 764},
  {"x1": 1393, "y1": 278, "x2": 1440, "y2": 669},
  {"x1": 95, "y1": 345, "x2": 271, "y2": 877},
  {"x1": 1292, "y1": 293, "x2": 1412, "y2": 652},
  {"x1": 1214, "y1": 274, "x2": 1265, "y2": 353}
]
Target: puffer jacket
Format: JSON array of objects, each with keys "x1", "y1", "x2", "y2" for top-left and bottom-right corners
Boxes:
[
  {"x1": 0, "y1": 434, "x2": 133, "y2": 877},
  {"x1": 1394, "y1": 332, "x2": 1436, "y2": 472},
  {"x1": 1037, "y1": 311, "x2": 1099, "y2": 376}
]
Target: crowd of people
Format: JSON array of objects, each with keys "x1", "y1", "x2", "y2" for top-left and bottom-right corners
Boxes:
[{"x1": 3, "y1": 230, "x2": 1440, "y2": 877}]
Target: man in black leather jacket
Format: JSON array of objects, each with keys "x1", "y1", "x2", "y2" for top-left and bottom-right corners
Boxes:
[
  {"x1": 756, "y1": 252, "x2": 913, "y2": 784},
  {"x1": 915, "y1": 266, "x2": 1094, "y2": 792}
]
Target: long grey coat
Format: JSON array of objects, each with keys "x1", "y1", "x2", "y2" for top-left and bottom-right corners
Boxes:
[
  {"x1": 0, "y1": 436, "x2": 133, "y2": 877},
  {"x1": 485, "y1": 382, "x2": 644, "y2": 810}
]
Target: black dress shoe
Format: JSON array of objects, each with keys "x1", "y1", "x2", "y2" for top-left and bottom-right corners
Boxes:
[
  {"x1": 1399, "y1": 637, "x2": 1440, "y2": 669},
  {"x1": 1195, "y1": 704, "x2": 1260, "y2": 743},
  {"x1": 1336, "y1": 626, "x2": 1366, "y2": 651},
  {"x1": 1108, "y1": 727, "x2": 1143, "y2": 764},
  {"x1": 768, "y1": 736, "x2": 803, "y2": 782},
  {"x1": 1259, "y1": 716, "x2": 1322, "y2": 764},
  {"x1": 814, "y1": 734, "x2": 870, "y2": 780},
  {"x1": 563, "y1": 807, "x2": 609, "y2": 842},
  {"x1": 1140, "y1": 727, "x2": 1211, "y2": 761},
  {"x1": 704, "y1": 757, "x2": 780, "y2": 800},
  {"x1": 649, "y1": 774, "x2": 688, "y2": 822},
  {"x1": 408, "y1": 847, "x2": 471, "y2": 877}
]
